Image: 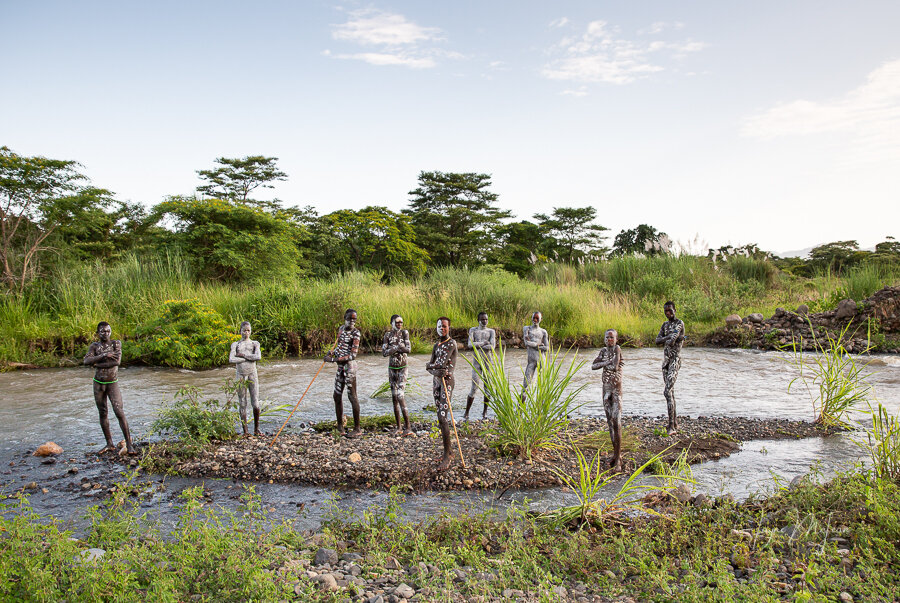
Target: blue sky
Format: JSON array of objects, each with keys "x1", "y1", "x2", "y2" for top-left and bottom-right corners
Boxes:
[{"x1": 2, "y1": 1, "x2": 899, "y2": 254}]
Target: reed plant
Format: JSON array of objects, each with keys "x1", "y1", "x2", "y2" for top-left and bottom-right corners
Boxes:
[
  {"x1": 855, "y1": 402, "x2": 900, "y2": 481},
  {"x1": 785, "y1": 321, "x2": 874, "y2": 427},
  {"x1": 471, "y1": 341, "x2": 586, "y2": 460}
]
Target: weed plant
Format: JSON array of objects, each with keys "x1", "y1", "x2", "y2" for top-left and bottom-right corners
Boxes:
[
  {"x1": 471, "y1": 341, "x2": 586, "y2": 460},
  {"x1": 785, "y1": 321, "x2": 874, "y2": 427},
  {"x1": 855, "y1": 402, "x2": 900, "y2": 481},
  {"x1": 150, "y1": 385, "x2": 236, "y2": 454}
]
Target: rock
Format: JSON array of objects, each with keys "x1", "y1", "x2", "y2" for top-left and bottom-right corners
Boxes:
[
  {"x1": 23, "y1": 481, "x2": 38, "y2": 491},
  {"x1": 796, "y1": 304, "x2": 809, "y2": 316},
  {"x1": 79, "y1": 548, "x2": 106, "y2": 562},
  {"x1": 503, "y1": 588, "x2": 526, "y2": 599},
  {"x1": 551, "y1": 585, "x2": 568, "y2": 597},
  {"x1": 33, "y1": 442, "x2": 63, "y2": 457},
  {"x1": 835, "y1": 298, "x2": 857, "y2": 320},
  {"x1": 385, "y1": 556, "x2": 402, "y2": 570},
  {"x1": 789, "y1": 474, "x2": 806, "y2": 490},
  {"x1": 691, "y1": 493, "x2": 708, "y2": 508},
  {"x1": 839, "y1": 592, "x2": 853, "y2": 602},
  {"x1": 747, "y1": 313, "x2": 764, "y2": 324},
  {"x1": 312, "y1": 573, "x2": 338, "y2": 592},
  {"x1": 603, "y1": 570, "x2": 617, "y2": 580},
  {"x1": 774, "y1": 307, "x2": 786, "y2": 317},
  {"x1": 348, "y1": 452, "x2": 362, "y2": 463},
  {"x1": 725, "y1": 314, "x2": 742, "y2": 327},
  {"x1": 313, "y1": 548, "x2": 338, "y2": 566},
  {"x1": 394, "y1": 583, "x2": 415, "y2": 599},
  {"x1": 341, "y1": 552, "x2": 362, "y2": 562},
  {"x1": 672, "y1": 484, "x2": 692, "y2": 504}
]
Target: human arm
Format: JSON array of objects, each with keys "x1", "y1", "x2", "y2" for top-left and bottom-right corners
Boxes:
[
  {"x1": 523, "y1": 326, "x2": 536, "y2": 349},
  {"x1": 382, "y1": 332, "x2": 392, "y2": 357},
  {"x1": 538, "y1": 329, "x2": 550, "y2": 352},
  {"x1": 484, "y1": 329, "x2": 496, "y2": 352},
  {"x1": 244, "y1": 342, "x2": 262, "y2": 362},
  {"x1": 229, "y1": 342, "x2": 245, "y2": 364},
  {"x1": 591, "y1": 349, "x2": 609, "y2": 370},
  {"x1": 88, "y1": 341, "x2": 121, "y2": 368},
  {"x1": 655, "y1": 324, "x2": 668, "y2": 345},
  {"x1": 399, "y1": 330, "x2": 411, "y2": 355},
  {"x1": 334, "y1": 330, "x2": 360, "y2": 362}
]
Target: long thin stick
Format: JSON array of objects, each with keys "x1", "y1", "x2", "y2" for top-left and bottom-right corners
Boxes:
[
  {"x1": 270, "y1": 333, "x2": 340, "y2": 447},
  {"x1": 442, "y1": 375, "x2": 466, "y2": 468}
]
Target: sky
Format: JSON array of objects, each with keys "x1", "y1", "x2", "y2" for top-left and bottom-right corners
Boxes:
[{"x1": 2, "y1": 1, "x2": 899, "y2": 255}]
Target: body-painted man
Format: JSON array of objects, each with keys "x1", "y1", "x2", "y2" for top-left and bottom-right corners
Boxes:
[
  {"x1": 229, "y1": 321, "x2": 262, "y2": 436},
  {"x1": 464, "y1": 311, "x2": 496, "y2": 421},
  {"x1": 522, "y1": 311, "x2": 550, "y2": 399},
  {"x1": 382, "y1": 314, "x2": 412, "y2": 435},
  {"x1": 325, "y1": 309, "x2": 361, "y2": 437},
  {"x1": 592, "y1": 329, "x2": 623, "y2": 472},
  {"x1": 426, "y1": 316, "x2": 457, "y2": 470},
  {"x1": 655, "y1": 301, "x2": 685, "y2": 434},
  {"x1": 83, "y1": 322, "x2": 135, "y2": 454}
]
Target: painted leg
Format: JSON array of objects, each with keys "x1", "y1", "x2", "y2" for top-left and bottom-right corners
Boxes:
[
  {"x1": 107, "y1": 382, "x2": 135, "y2": 453},
  {"x1": 348, "y1": 376, "x2": 361, "y2": 437},
  {"x1": 237, "y1": 379, "x2": 249, "y2": 435},
  {"x1": 464, "y1": 395, "x2": 474, "y2": 421},
  {"x1": 437, "y1": 414, "x2": 453, "y2": 471},
  {"x1": 248, "y1": 378, "x2": 260, "y2": 435},
  {"x1": 93, "y1": 383, "x2": 116, "y2": 453},
  {"x1": 333, "y1": 393, "x2": 345, "y2": 435}
]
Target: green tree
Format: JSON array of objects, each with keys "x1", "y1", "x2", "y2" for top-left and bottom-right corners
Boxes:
[
  {"x1": 0, "y1": 146, "x2": 86, "y2": 292},
  {"x1": 488, "y1": 220, "x2": 543, "y2": 277},
  {"x1": 404, "y1": 171, "x2": 512, "y2": 267},
  {"x1": 312, "y1": 206, "x2": 429, "y2": 279},
  {"x1": 151, "y1": 197, "x2": 303, "y2": 282},
  {"x1": 534, "y1": 207, "x2": 608, "y2": 262},
  {"x1": 807, "y1": 240, "x2": 860, "y2": 274},
  {"x1": 611, "y1": 224, "x2": 670, "y2": 257},
  {"x1": 196, "y1": 156, "x2": 287, "y2": 204}
]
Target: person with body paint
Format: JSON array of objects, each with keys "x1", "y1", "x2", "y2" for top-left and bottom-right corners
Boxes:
[
  {"x1": 592, "y1": 329, "x2": 624, "y2": 472},
  {"x1": 464, "y1": 311, "x2": 496, "y2": 421},
  {"x1": 425, "y1": 316, "x2": 457, "y2": 470},
  {"x1": 325, "y1": 309, "x2": 362, "y2": 437},
  {"x1": 83, "y1": 322, "x2": 135, "y2": 454},
  {"x1": 229, "y1": 321, "x2": 262, "y2": 436},
  {"x1": 655, "y1": 300, "x2": 685, "y2": 435},
  {"x1": 382, "y1": 314, "x2": 412, "y2": 435},
  {"x1": 521, "y1": 311, "x2": 549, "y2": 399}
]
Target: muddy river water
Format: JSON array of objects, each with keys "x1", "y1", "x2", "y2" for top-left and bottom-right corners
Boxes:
[{"x1": 2, "y1": 348, "x2": 898, "y2": 531}]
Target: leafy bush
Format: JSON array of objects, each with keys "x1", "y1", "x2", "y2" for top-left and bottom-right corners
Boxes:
[
  {"x1": 151, "y1": 385, "x2": 236, "y2": 452},
  {"x1": 134, "y1": 298, "x2": 234, "y2": 369},
  {"x1": 472, "y1": 341, "x2": 585, "y2": 460}
]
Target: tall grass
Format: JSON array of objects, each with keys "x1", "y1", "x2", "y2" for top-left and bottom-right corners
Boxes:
[
  {"x1": 855, "y1": 402, "x2": 900, "y2": 481},
  {"x1": 471, "y1": 342, "x2": 586, "y2": 460}
]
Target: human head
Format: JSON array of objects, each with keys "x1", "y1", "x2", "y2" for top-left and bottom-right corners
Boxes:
[
  {"x1": 605, "y1": 329, "x2": 617, "y2": 347},
  {"x1": 478, "y1": 311, "x2": 489, "y2": 326},
  {"x1": 664, "y1": 301, "x2": 676, "y2": 320},
  {"x1": 344, "y1": 308, "x2": 358, "y2": 327},
  {"x1": 240, "y1": 321, "x2": 252, "y2": 338},
  {"x1": 436, "y1": 316, "x2": 451, "y2": 337},
  {"x1": 97, "y1": 321, "x2": 111, "y2": 342},
  {"x1": 391, "y1": 314, "x2": 403, "y2": 330},
  {"x1": 531, "y1": 311, "x2": 542, "y2": 325}
]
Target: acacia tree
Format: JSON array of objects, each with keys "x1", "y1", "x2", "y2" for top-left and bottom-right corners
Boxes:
[
  {"x1": 196, "y1": 156, "x2": 287, "y2": 204},
  {"x1": 534, "y1": 206, "x2": 608, "y2": 262},
  {"x1": 404, "y1": 171, "x2": 512, "y2": 267},
  {"x1": 0, "y1": 146, "x2": 85, "y2": 292},
  {"x1": 612, "y1": 224, "x2": 670, "y2": 257}
]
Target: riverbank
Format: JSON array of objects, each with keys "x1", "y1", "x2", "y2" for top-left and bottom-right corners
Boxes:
[
  {"x1": 4, "y1": 257, "x2": 899, "y2": 369},
  {"x1": 143, "y1": 416, "x2": 836, "y2": 492},
  {"x1": 2, "y1": 467, "x2": 896, "y2": 601}
]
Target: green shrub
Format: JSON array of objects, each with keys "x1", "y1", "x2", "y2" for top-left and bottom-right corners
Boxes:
[
  {"x1": 134, "y1": 298, "x2": 234, "y2": 369},
  {"x1": 151, "y1": 385, "x2": 236, "y2": 452}
]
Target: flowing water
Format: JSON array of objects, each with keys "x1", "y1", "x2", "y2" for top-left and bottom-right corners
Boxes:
[{"x1": 2, "y1": 348, "x2": 898, "y2": 531}]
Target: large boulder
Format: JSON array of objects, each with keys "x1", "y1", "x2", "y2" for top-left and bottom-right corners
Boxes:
[
  {"x1": 725, "y1": 314, "x2": 742, "y2": 328},
  {"x1": 796, "y1": 304, "x2": 809, "y2": 316},
  {"x1": 835, "y1": 298, "x2": 857, "y2": 321},
  {"x1": 746, "y1": 313, "x2": 764, "y2": 324},
  {"x1": 33, "y1": 442, "x2": 63, "y2": 457}
]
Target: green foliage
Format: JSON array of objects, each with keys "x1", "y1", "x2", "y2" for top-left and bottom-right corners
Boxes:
[
  {"x1": 472, "y1": 341, "x2": 586, "y2": 459},
  {"x1": 723, "y1": 255, "x2": 777, "y2": 286},
  {"x1": 150, "y1": 384, "x2": 236, "y2": 452},
  {"x1": 807, "y1": 240, "x2": 862, "y2": 274},
  {"x1": 404, "y1": 171, "x2": 512, "y2": 267},
  {"x1": 152, "y1": 196, "x2": 303, "y2": 282},
  {"x1": 534, "y1": 206, "x2": 608, "y2": 263},
  {"x1": 611, "y1": 223, "x2": 669, "y2": 257},
  {"x1": 855, "y1": 402, "x2": 900, "y2": 481},
  {"x1": 134, "y1": 298, "x2": 234, "y2": 369},
  {"x1": 785, "y1": 321, "x2": 874, "y2": 427},
  {"x1": 195, "y1": 155, "x2": 287, "y2": 203}
]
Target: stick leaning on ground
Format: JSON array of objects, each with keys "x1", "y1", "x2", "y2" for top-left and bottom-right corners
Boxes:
[
  {"x1": 441, "y1": 374, "x2": 467, "y2": 468},
  {"x1": 270, "y1": 333, "x2": 340, "y2": 447}
]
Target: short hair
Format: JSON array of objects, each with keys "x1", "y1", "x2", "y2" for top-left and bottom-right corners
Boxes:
[
  {"x1": 97, "y1": 321, "x2": 110, "y2": 331},
  {"x1": 390, "y1": 314, "x2": 400, "y2": 324},
  {"x1": 344, "y1": 308, "x2": 357, "y2": 319},
  {"x1": 438, "y1": 316, "x2": 451, "y2": 326},
  {"x1": 477, "y1": 311, "x2": 488, "y2": 320},
  {"x1": 532, "y1": 311, "x2": 542, "y2": 319},
  {"x1": 240, "y1": 321, "x2": 251, "y2": 330},
  {"x1": 664, "y1": 301, "x2": 676, "y2": 311},
  {"x1": 605, "y1": 329, "x2": 618, "y2": 339}
]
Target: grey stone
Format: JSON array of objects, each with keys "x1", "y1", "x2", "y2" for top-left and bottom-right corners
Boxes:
[
  {"x1": 839, "y1": 592, "x2": 853, "y2": 602},
  {"x1": 341, "y1": 552, "x2": 362, "y2": 562},
  {"x1": 312, "y1": 573, "x2": 339, "y2": 591},
  {"x1": 314, "y1": 547, "x2": 338, "y2": 566},
  {"x1": 384, "y1": 556, "x2": 402, "y2": 570},
  {"x1": 349, "y1": 564, "x2": 362, "y2": 577},
  {"x1": 394, "y1": 583, "x2": 415, "y2": 599},
  {"x1": 672, "y1": 484, "x2": 692, "y2": 504},
  {"x1": 551, "y1": 585, "x2": 568, "y2": 597},
  {"x1": 691, "y1": 493, "x2": 708, "y2": 508},
  {"x1": 747, "y1": 313, "x2": 764, "y2": 324},
  {"x1": 503, "y1": 588, "x2": 526, "y2": 599},
  {"x1": 789, "y1": 474, "x2": 806, "y2": 490},
  {"x1": 603, "y1": 570, "x2": 617, "y2": 580},
  {"x1": 835, "y1": 298, "x2": 857, "y2": 320},
  {"x1": 368, "y1": 596, "x2": 385, "y2": 603},
  {"x1": 79, "y1": 548, "x2": 106, "y2": 563},
  {"x1": 725, "y1": 314, "x2": 742, "y2": 328},
  {"x1": 796, "y1": 304, "x2": 809, "y2": 316}
]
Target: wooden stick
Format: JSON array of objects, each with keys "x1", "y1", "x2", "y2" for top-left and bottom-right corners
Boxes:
[
  {"x1": 442, "y1": 375, "x2": 466, "y2": 468},
  {"x1": 270, "y1": 333, "x2": 340, "y2": 447}
]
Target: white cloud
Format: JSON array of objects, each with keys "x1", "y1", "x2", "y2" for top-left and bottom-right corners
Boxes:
[
  {"x1": 329, "y1": 8, "x2": 453, "y2": 69},
  {"x1": 560, "y1": 87, "x2": 588, "y2": 97},
  {"x1": 639, "y1": 21, "x2": 684, "y2": 35},
  {"x1": 549, "y1": 17, "x2": 569, "y2": 29},
  {"x1": 742, "y1": 59, "x2": 900, "y2": 164},
  {"x1": 542, "y1": 20, "x2": 705, "y2": 85},
  {"x1": 332, "y1": 9, "x2": 440, "y2": 46}
]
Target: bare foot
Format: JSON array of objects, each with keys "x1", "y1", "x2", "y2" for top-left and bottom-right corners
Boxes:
[
  {"x1": 402, "y1": 429, "x2": 414, "y2": 437},
  {"x1": 462, "y1": 414, "x2": 470, "y2": 423},
  {"x1": 437, "y1": 455, "x2": 452, "y2": 471},
  {"x1": 611, "y1": 463, "x2": 623, "y2": 473},
  {"x1": 97, "y1": 445, "x2": 116, "y2": 455},
  {"x1": 481, "y1": 413, "x2": 488, "y2": 420},
  {"x1": 241, "y1": 433, "x2": 251, "y2": 439},
  {"x1": 347, "y1": 429, "x2": 362, "y2": 438}
]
